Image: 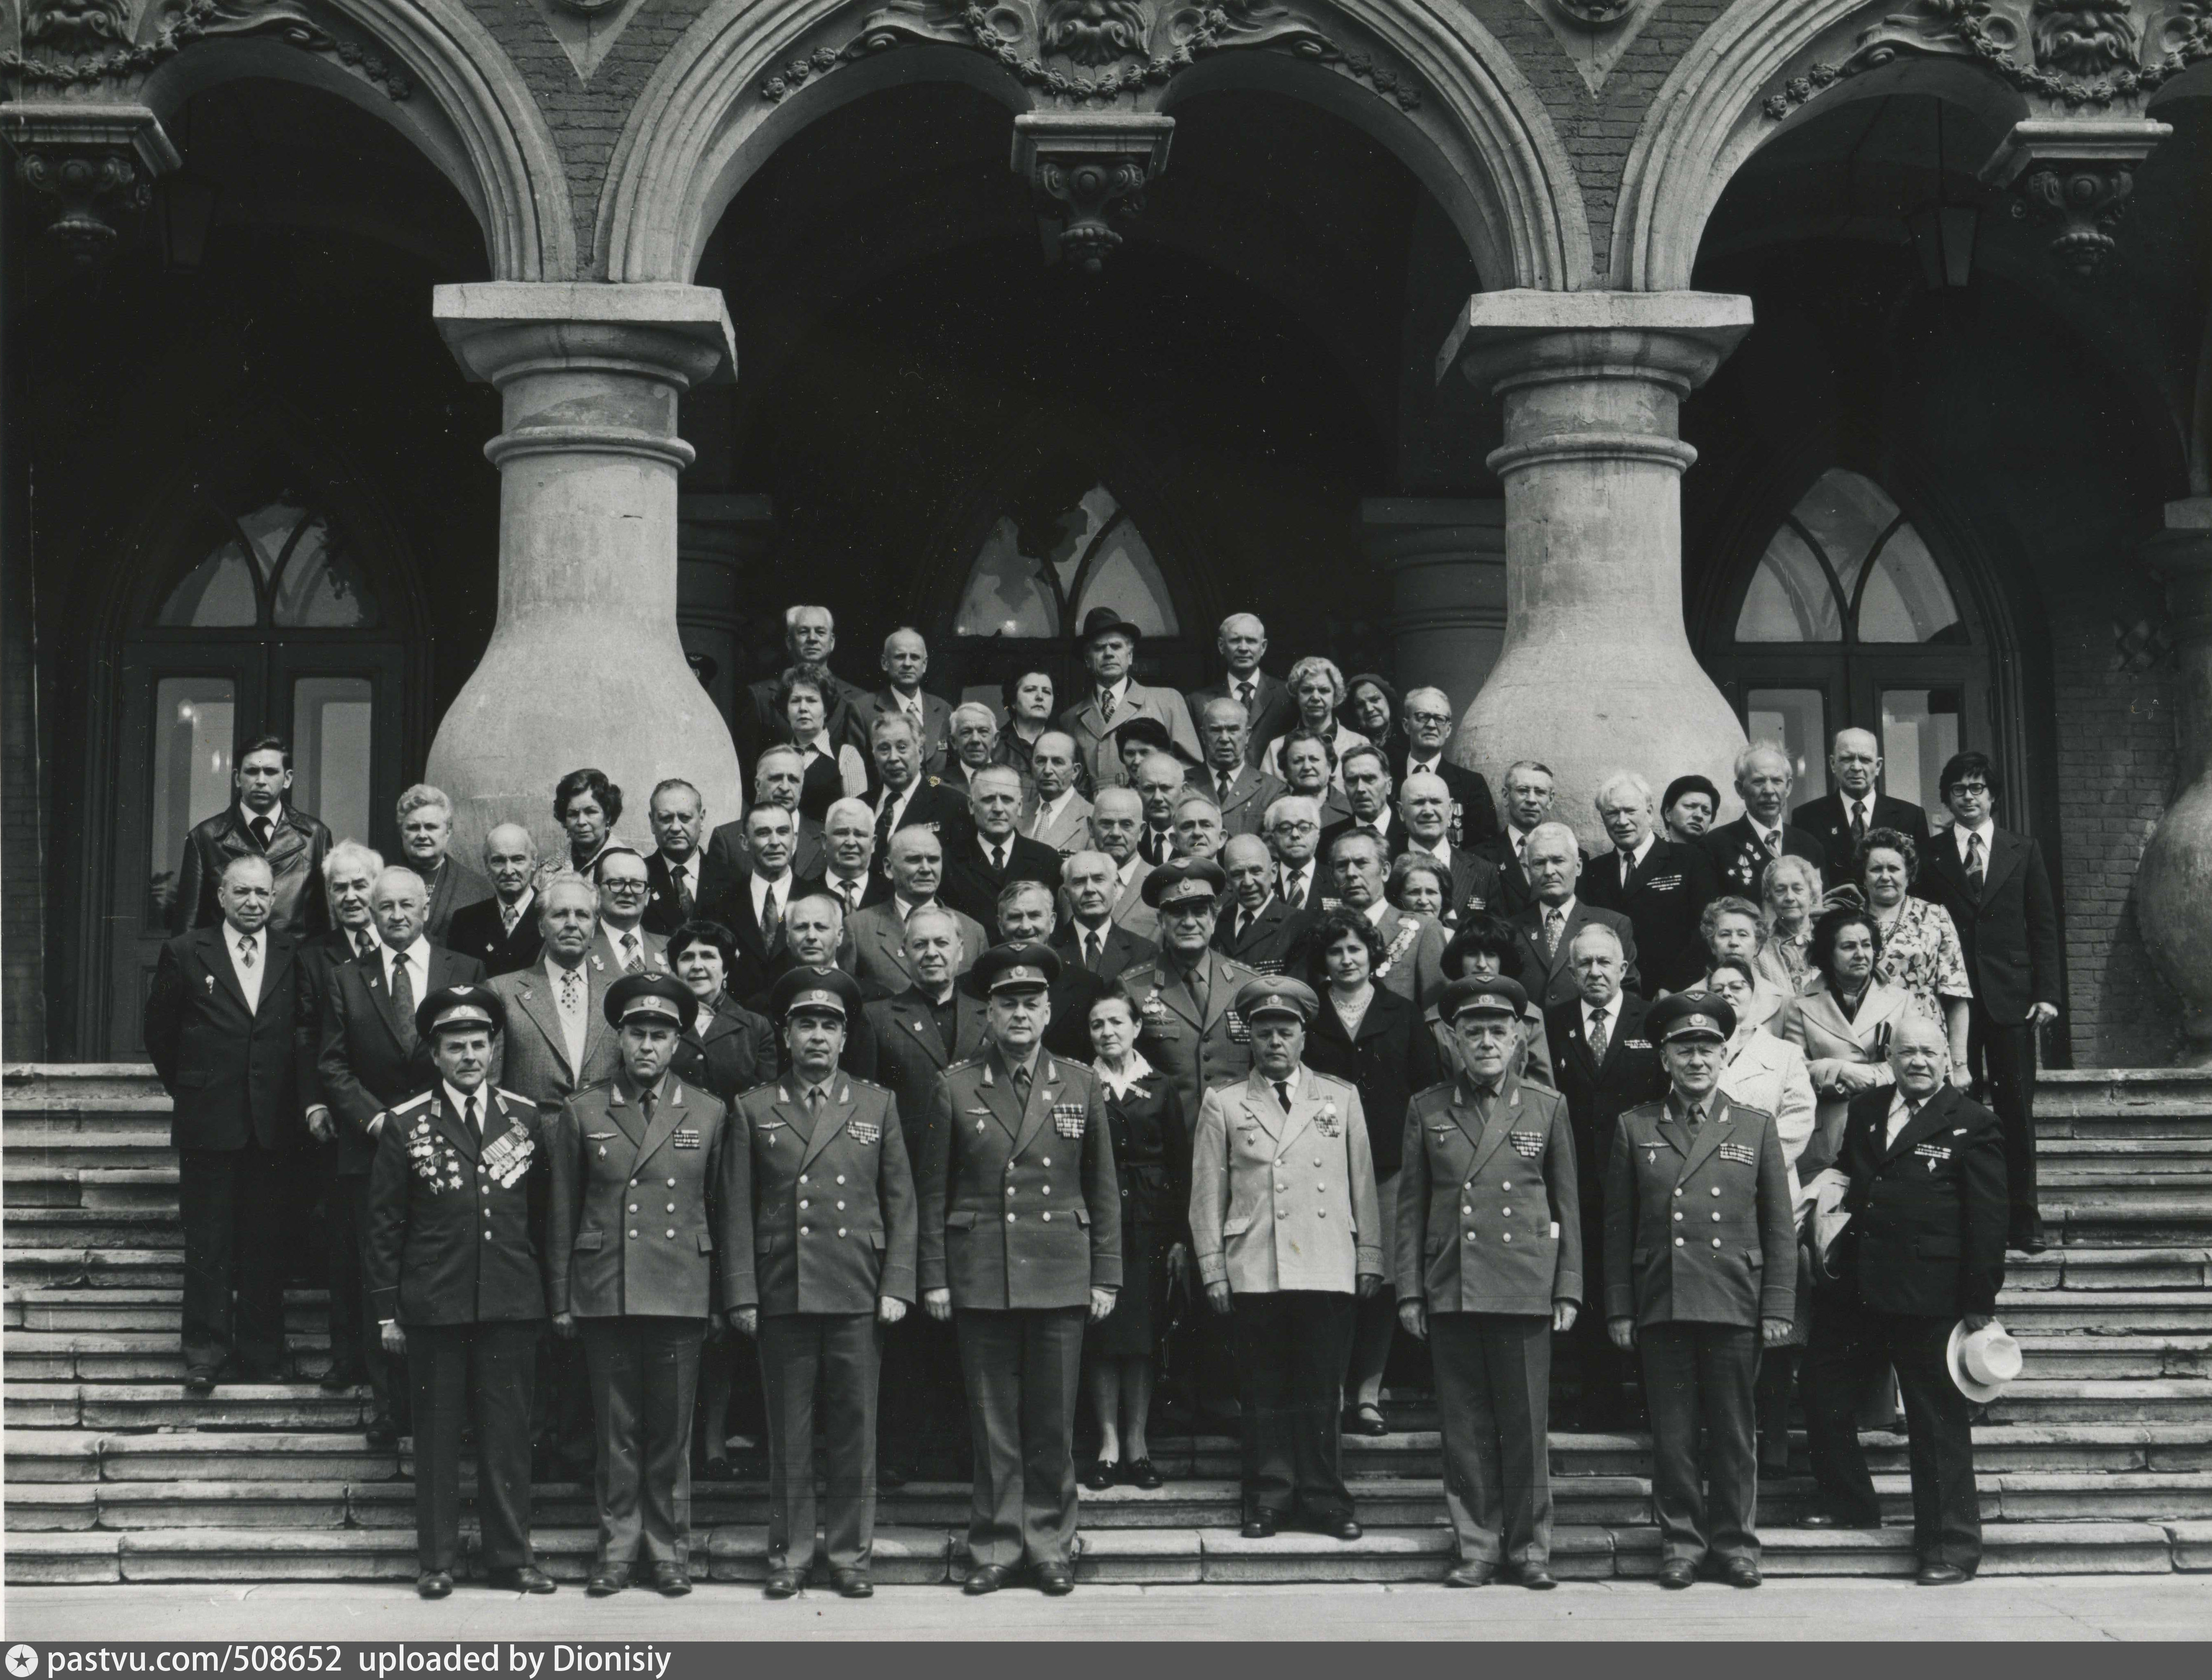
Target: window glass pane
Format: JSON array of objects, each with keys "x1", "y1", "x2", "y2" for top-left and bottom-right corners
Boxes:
[
  {"x1": 1858, "y1": 524, "x2": 1963, "y2": 644},
  {"x1": 1881, "y1": 687, "x2": 1964, "y2": 819},
  {"x1": 236, "y1": 500, "x2": 310, "y2": 584},
  {"x1": 1737, "y1": 523, "x2": 1841, "y2": 642},
  {"x1": 156, "y1": 541, "x2": 260, "y2": 627},
  {"x1": 954, "y1": 517, "x2": 1059, "y2": 638},
  {"x1": 1792, "y1": 470, "x2": 1897, "y2": 607},
  {"x1": 1073, "y1": 506, "x2": 1178, "y2": 635},
  {"x1": 148, "y1": 678, "x2": 236, "y2": 924},
  {"x1": 273, "y1": 514, "x2": 380, "y2": 628},
  {"x1": 292, "y1": 676, "x2": 374, "y2": 847},
  {"x1": 1746, "y1": 688, "x2": 1829, "y2": 806}
]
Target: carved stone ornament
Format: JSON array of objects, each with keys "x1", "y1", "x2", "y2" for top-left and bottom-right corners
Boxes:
[
  {"x1": 2013, "y1": 155, "x2": 2137, "y2": 269},
  {"x1": 1, "y1": 0, "x2": 412, "y2": 101},
  {"x1": 1012, "y1": 109, "x2": 1172, "y2": 271},
  {"x1": 1545, "y1": 0, "x2": 1633, "y2": 23},
  {"x1": 0, "y1": 101, "x2": 179, "y2": 263},
  {"x1": 757, "y1": 0, "x2": 1422, "y2": 112}
]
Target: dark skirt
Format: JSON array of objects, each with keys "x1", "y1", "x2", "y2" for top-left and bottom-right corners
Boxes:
[{"x1": 1091, "y1": 1216, "x2": 1174, "y2": 1361}]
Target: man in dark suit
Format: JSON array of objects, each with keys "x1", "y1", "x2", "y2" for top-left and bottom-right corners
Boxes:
[
  {"x1": 1398, "y1": 771, "x2": 1504, "y2": 929},
  {"x1": 1469, "y1": 761, "x2": 1568, "y2": 918},
  {"x1": 1213, "y1": 834, "x2": 1313, "y2": 973},
  {"x1": 1319, "y1": 744, "x2": 1408, "y2": 863},
  {"x1": 861, "y1": 712, "x2": 969, "y2": 883},
  {"x1": 1918, "y1": 751, "x2": 2060, "y2": 1251},
  {"x1": 1583, "y1": 771, "x2": 1719, "y2": 996},
  {"x1": 143, "y1": 853, "x2": 312, "y2": 1392},
  {"x1": 365, "y1": 987, "x2": 556, "y2": 1599},
  {"x1": 704, "y1": 748, "x2": 828, "y2": 897},
  {"x1": 1793, "y1": 728, "x2": 1933, "y2": 886},
  {"x1": 1510, "y1": 824, "x2": 1641, "y2": 1011},
  {"x1": 870, "y1": 626, "x2": 955, "y2": 779},
  {"x1": 1190, "y1": 694, "x2": 1287, "y2": 840},
  {"x1": 847, "y1": 829, "x2": 989, "y2": 996},
  {"x1": 941, "y1": 767, "x2": 1062, "y2": 931},
  {"x1": 1187, "y1": 612, "x2": 1295, "y2": 769},
  {"x1": 740, "y1": 604, "x2": 872, "y2": 783},
  {"x1": 1055, "y1": 850, "x2": 1158, "y2": 983},
  {"x1": 641, "y1": 778, "x2": 737, "y2": 937},
  {"x1": 992, "y1": 879, "x2": 1105, "y2": 1061},
  {"x1": 1803, "y1": 1015, "x2": 2008, "y2": 1584},
  {"x1": 310, "y1": 865, "x2": 487, "y2": 1443},
  {"x1": 720, "y1": 804, "x2": 803, "y2": 1002},
  {"x1": 1544, "y1": 921, "x2": 1665, "y2": 1429},
  {"x1": 447, "y1": 826, "x2": 546, "y2": 978},
  {"x1": 1702, "y1": 744, "x2": 1825, "y2": 901},
  {"x1": 1395, "y1": 685, "x2": 1499, "y2": 847},
  {"x1": 397, "y1": 785, "x2": 494, "y2": 946},
  {"x1": 172, "y1": 734, "x2": 333, "y2": 938}
]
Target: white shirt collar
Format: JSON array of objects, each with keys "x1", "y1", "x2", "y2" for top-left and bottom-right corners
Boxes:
[
  {"x1": 228, "y1": 924, "x2": 263, "y2": 949},
  {"x1": 1619, "y1": 833, "x2": 1655, "y2": 870},
  {"x1": 1544, "y1": 894, "x2": 1578, "y2": 922},
  {"x1": 384, "y1": 935, "x2": 428, "y2": 966},
  {"x1": 894, "y1": 892, "x2": 932, "y2": 920},
  {"x1": 661, "y1": 851, "x2": 694, "y2": 881},
  {"x1": 1361, "y1": 899, "x2": 1388, "y2": 926},
  {"x1": 1264, "y1": 1065, "x2": 1303, "y2": 1105},
  {"x1": 1413, "y1": 835, "x2": 1451, "y2": 863},
  {"x1": 1037, "y1": 787, "x2": 1075, "y2": 819},
  {"x1": 1116, "y1": 856, "x2": 1140, "y2": 886},
  {"x1": 237, "y1": 802, "x2": 285, "y2": 831},
  {"x1": 444, "y1": 1081, "x2": 487, "y2": 1123},
  {"x1": 1748, "y1": 814, "x2": 1783, "y2": 844},
  {"x1": 499, "y1": 886, "x2": 535, "y2": 919},
  {"x1": 1097, "y1": 676, "x2": 1130, "y2": 709},
  {"x1": 750, "y1": 872, "x2": 790, "y2": 914},
  {"x1": 1587, "y1": 992, "x2": 1621, "y2": 1026},
  {"x1": 1956, "y1": 817, "x2": 1996, "y2": 858}
]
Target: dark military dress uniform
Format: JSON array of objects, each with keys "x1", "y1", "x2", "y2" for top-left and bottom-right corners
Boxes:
[
  {"x1": 730, "y1": 971, "x2": 919, "y2": 1587},
  {"x1": 546, "y1": 980, "x2": 745, "y2": 1587},
  {"x1": 1397, "y1": 978, "x2": 1582, "y2": 1580},
  {"x1": 917, "y1": 946, "x2": 1121, "y2": 1581},
  {"x1": 1605, "y1": 997, "x2": 1796, "y2": 1578}
]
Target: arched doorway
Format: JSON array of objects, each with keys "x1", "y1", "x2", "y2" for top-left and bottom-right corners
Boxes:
[{"x1": 1700, "y1": 467, "x2": 1992, "y2": 814}]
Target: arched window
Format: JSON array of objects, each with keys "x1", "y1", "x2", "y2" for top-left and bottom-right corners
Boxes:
[{"x1": 1706, "y1": 470, "x2": 1988, "y2": 815}]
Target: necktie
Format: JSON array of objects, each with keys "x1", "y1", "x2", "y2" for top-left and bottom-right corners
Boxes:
[
  {"x1": 1966, "y1": 832, "x2": 1985, "y2": 891},
  {"x1": 640, "y1": 1084, "x2": 657, "y2": 1123},
  {"x1": 874, "y1": 794, "x2": 897, "y2": 853},
  {"x1": 1587, "y1": 1007, "x2": 1609, "y2": 1064},
  {"x1": 621, "y1": 931, "x2": 644, "y2": 974},
  {"x1": 390, "y1": 955, "x2": 417, "y2": 1053},
  {"x1": 1851, "y1": 801, "x2": 1868, "y2": 843},
  {"x1": 1085, "y1": 930, "x2": 1103, "y2": 971},
  {"x1": 250, "y1": 815, "x2": 272, "y2": 850},
  {"x1": 806, "y1": 1085, "x2": 825, "y2": 1116},
  {"x1": 1619, "y1": 847, "x2": 1639, "y2": 883},
  {"x1": 838, "y1": 876, "x2": 860, "y2": 915},
  {"x1": 1284, "y1": 872, "x2": 1305, "y2": 911},
  {"x1": 560, "y1": 965, "x2": 582, "y2": 1016},
  {"x1": 237, "y1": 935, "x2": 256, "y2": 971},
  {"x1": 673, "y1": 864, "x2": 694, "y2": 918},
  {"x1": 499, "y1": 901, "x2": 520, "y2": 936},
  {"x1": 1189, "y1": 962, "x2": 1210, "y2": 1018},
  {"x1": 1273, "y1": 1079, "x2": 1291, "y2": 1112},
  {"x1": 761, "y1": 890, "x2": 782, "y2": 950},
  {"x1": 464, "y1": 1095, "x2": 480, "y2": 1137},
  {"x1": 1764, "y1": 828, "x2": 1781, "y2": 856},
  {"x1": 1218, "y1": 770, "x2": 1234, "y2": 803},
  {"x1": 1238, "y1": 680, "x2": 1255, "y2": 711},
  {"x1": 1012, "y1": 1062, "x2": 1032, "y2": 1106},
  {"x1": 1544, "y1": 907, "x2": 1564, "y2": 957},
  {"x1": 992, "y1": 843, "x2": 1007, "y2": 874},
  {"x1": 1681, "y1": 1100, "x2": 1703, "y2": 1132},
  {"x1": 1099, "y1": 689, "x2": 1116, "y2": 724},
  {"x1": 355, "y1": 930, "x2": 377, "y2": 958}
]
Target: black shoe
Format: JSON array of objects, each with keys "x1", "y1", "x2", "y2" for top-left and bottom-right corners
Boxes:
[
  {"x1": 1313, "y1": 1516, "x2": 1362, "y2": 1542},
  {"x1": 1723, "y1": 1558, "x2": 1761, "y2": 1589},
  {"x1": 1444, "y1": 1562, "x2": 1495, "y2": 1588},
  {"x1": 416, "y1": 1571, "x2": 453, "y2": 1600},
  {"x1": 1516, "y1": 1564, "x2": 1558, "y2": 1590},
  {"x1": 364, "y1": 1419, "x2": 399, "y2": 1450},
  {"x1": 585, "y1": 1568, "x2": 629, "y2": 1598},
  {"x1": 832, "y1": 1568, "x2": 873, "y2": 1599},
  {"x1": 1082, "y1": 1461, "x2": 1118, "y2": 1492},
  {"x1": 1126, "y1": 1458, "x2": 1163, "y2": 1490},
  {"x1": 1035, "y1": 1562, "x2": 1074, "y2": 1596},
  {"x1": 183, "y1": 1368, "x2": 218, "y2": 1397},
  {"x1": 651, "y1": 1561, "x2": 691, "y2": 1597},
  {"x1": 485, "y1": 1565, "x2": 556, "y2": 1594},
  {"x1": 1342, "y1": 1404, "x2": 1390, "y2": 1437},
  {"x1": 963, "y1": 1563, "x2": 1009, "y2": 1595},
  {"x1": 763, "y1": 1569, "x2": 801, "y2": 1599},
  {"x1": 1656, "y1": 1560, "x2": 1697, "y2": 1590},
  {"x1": 1241, "y1": 1514, "x2": 1278, "y2": 1540},
  {"x1": 1917, "y1": 1562, "x2": 1972, "y2": 1586}
]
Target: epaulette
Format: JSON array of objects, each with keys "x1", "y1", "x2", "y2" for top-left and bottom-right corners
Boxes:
[
  {"x1": 1718, "y1": 1100, "x2": 1775, "y2": 1124},
  {"x1": 393, "y1": 1091, "x2": 435, "y2": 1113},
  {"x1": 1306, "y1": 1069, "x2": 1356, "y2": 1097},
  {"x1": 844, "y1": 1075, "x2": 890, "y2": 1094},
  {"x1": 736, "y1": 1079, "x2": 779, "y2": 1102},
  {"x1": 946, "y1": 1056, "x2": 985, "y2": 1073},
  {"x1": 494, "y1": 1087, "x2": 534, "y2": 1109}
]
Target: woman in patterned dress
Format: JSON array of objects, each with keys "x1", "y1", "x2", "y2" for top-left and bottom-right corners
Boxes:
[{"x1": 1856, "y1": 827, "x2": 1974, "y2": 1083}]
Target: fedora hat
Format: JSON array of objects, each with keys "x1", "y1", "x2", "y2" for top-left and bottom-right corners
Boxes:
[{"x1": 1946, "y1": 1320, "x2": 2022, "y2": 1404}]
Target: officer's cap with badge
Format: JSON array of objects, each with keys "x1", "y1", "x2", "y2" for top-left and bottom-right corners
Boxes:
[
  {"x1": 414, "y1": 984, "x2": 507, "y2": 1043},
  {"x1": 769, "y1": 965, "x2": 864, "y2": 1023},
  {"x1": 971, "y1": 940, "x2": 1062, "y2": 996},
  {"x1": 1647, "y1": 990, "x2": 1736, "y2": 1045},
  {"x1": 1142, "y1": 856, "x2": 1227, "y2": 911},
  {"x1": 603, "y1": 971, "x2": 698, "y2": 1034},
  {"x1": 1438, "y1": 974, "x2": 1529, "y2": 1023},
  {"x1": 1232, "y1": 975, "x2": 1318, "y2": 1025}
]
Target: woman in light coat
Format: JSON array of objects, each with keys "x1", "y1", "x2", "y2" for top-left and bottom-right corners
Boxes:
[{"x1": 1795, "y1": 905, "x2": 1914, "y2": 1180}]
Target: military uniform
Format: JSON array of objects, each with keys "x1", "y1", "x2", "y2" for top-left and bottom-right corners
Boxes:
[
  {"x1": 546, "y1": 979, "x2": 745, "y2": 1588},
  {"x1": 1189, "y1": 981, "x2": 1383, "y2": 1533},
  {"x1": 730, "y1": 973, "x2": 918, "y2": 1587},
  {"x1": 1397, "y1": 976, "x2": 1582, "y2": 1578},
  {"x1": 917, "y1": 945, "x2": 1121, "y2": 1581},
  {"x1": 1604, "y1": 996, "x2": 1795, "y2": 1578}
]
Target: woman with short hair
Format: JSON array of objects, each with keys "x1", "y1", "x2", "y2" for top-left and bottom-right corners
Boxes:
[
  {"x1": 780, "y1": 672, "x2": 869, "y2": 823},
  {"x1": 1797, "y1": 905, "x2": 1913, "y2": 1177},
  {"x1": 1259, "y1": 657, "x2": 1366, "y2": 787},
  {"x1": 1755, "y1": 855, "x2": 1825, "y2": 1000},
  {"x1": 1857, "y1": 828, "x2": 1973, "y2": 1081}
]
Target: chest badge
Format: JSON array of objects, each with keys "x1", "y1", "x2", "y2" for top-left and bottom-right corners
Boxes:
[
  {"x1": 1719, "y1": 1141, "x2": 1757, "y2": 1166},
  {"x1": 1314, "y1": 1101, "x2": 1341, "y2": 1139},
  {"x1": 1510, "y1": 1130, "x2": 1544, "y2": 1159},
  {"x1": 849, "y1": 1118, "x2": 880, "y2": 1147},
  {"x1": 1053, "y1": 1102, "x2": 1087, "y2": 1139}
]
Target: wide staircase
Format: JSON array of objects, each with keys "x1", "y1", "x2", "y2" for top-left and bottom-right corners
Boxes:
[{"x1": 7, "y1": 1062, "x2": 2212, "y2": 1587}]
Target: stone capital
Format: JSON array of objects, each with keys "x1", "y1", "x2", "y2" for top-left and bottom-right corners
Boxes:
[
  {"x1": 433, "y1": 282, "x2": 737, "y2": 389},
  {"x1": 1010, "y1": 111, "x2": 1174, "y2": 274},
  {"x1": 0, "y1": 100, "x2": 178, "y2": 265},
  {"x1": 1435, "y1": 289, "x2": 1755, "y2": 400}
]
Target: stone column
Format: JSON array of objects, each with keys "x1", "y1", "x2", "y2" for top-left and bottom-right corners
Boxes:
[
  {"x1": 427, "y1": 283, "x2": 742, "y2": 866},
  {"x1": 1361, "y1": 498, "x2": 1506, "y2": 709},
  {"x1": 1437, "y1": 290, "x2": 1754, "y2": 849},
  {"x1": 2135, "y1": 498, "x2": 2212, "y2": 1065}
]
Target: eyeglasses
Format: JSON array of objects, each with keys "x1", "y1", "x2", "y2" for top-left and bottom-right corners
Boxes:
[
  {"x1": 602, "y1": 878, "x2": 649, "y2": 894},
  {"x1": 1951, "y1": 781, "x2": 1991, "y2": 795},
  {"x1": 1272, "y1": 821, "x2": 1320, "y2": 835},
  {"x1": 1405, "y1": 711, "x2": 1452, "y2": 726}
]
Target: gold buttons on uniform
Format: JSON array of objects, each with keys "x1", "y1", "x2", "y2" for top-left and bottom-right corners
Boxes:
[
  {"x1": 1712, "y1": 1212, "x2": 1721, "y2": 1223},
  {"x1": 628, "y1": 1229, "x2": 637, "y2": 1239},
  {"x1": 629, "y1": 1204, "x2": 638, "y2": 1213},
  {"x1": 1673, "y1": 1236, "x2": 1683, "y2": 1247},
  {"x1": 800, "y1": 1175, "x2": 809, "y2": 1185},
  {"x1": 666, "y1": 1229, "x2": 676, "y2": 1239},
  {"x1": 1502, "y1": 1207, "x2": 1512, "y2": 1216},
  {"x1": 838, "y1": 1227, "x2": 847, "y2": 1237},
  {"x1": 1673, "y1": 1188, "x2": 1683, "y2": 1199},
  {"x1": 837, "y1": 1201, "x2": 846, "y2": 1211},
  {"x1": 1501, "y1": 1232, "x2": 1511, "y2": 1242},
  {"x1": 836, "y1": 1175, "x2": 845, "y2": 1185},
  {"x1": 667, "y1": 1203, "x2": 677, "y2": 1213},
  {"x1": 1042, "y1": 1212, "x2": 1052, "y2": 1222},
  {"x1": 668, "y1": 1178, "x2": 675, "y2": 1187},
  {"x1": 1465, "y1": 1232, "x2": 1476, "y2": 1243},
  {"x1": 1673, "y1": 1211, "x2": 1683, "y2": 1222},
  {"x1": 1007, "y1": 1213, "x2": 1016, "y2": 1223},
  {"x1": 1712, "y1": 1238, "x2": 1722, "y2": 1248},
  {"x1": 1711, "y1": 1187, "x2": 1721, "y2": 1198}
]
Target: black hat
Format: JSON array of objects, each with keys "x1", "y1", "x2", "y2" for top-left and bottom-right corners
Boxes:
[
  {"x1": 1232, "y1": 976, "x2": 1318, "y2": 1024},
  {"x1": 414, "y1": 984, "x2": 507, "y2": 1042},
  {"x1": 768, "y1": 965, "x2": 863, "y2": 1021},
  {"x1": 1648, "y1": 989, "x2": 1736, "y2": 1044},
  {"x1": 1142, "y1": 856, "x2": 1227, "y2": 909},
  {"x1": 1078, "y1": 605, "x2": 1144, "y2": 645},
  {"x1": 1438, "y1": 975, "x2": 1528, "y2": 1022},
  {"x1": 603, "y1": 971, "x2": 698, "y2": 1033},
  {"x1": 971, "y1": 940, "x2": 1062, "y2": 994},
  {"x1": 1662, "y1": 774, "x2": 1722, "y2": 813}
]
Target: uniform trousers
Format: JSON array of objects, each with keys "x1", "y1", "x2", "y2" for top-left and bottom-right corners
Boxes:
[
  {"x1": 1232, "y1": 1291, "x2": 1357, "y2": 1524},
  {"x1": 1638, "y1": 1322, "x2": 1761, "y2": 1566},
  {"x1": 1967, "y1": 1007, "x2": 2041, "y2": 1243},
  {"x1": 880, "y1": 1312, "x2": 967, "y2": 1477},
  {"x1": 405, "y1": 1320, "x2": 538, "y2": 1574},
  {"x1": 1429, "y1": 1312, "x2": 1553, "y2": 1568},
  {"x1": 177, "y1": 1143, "x2": 287, "y2": 1377},
  {"x1": 758, "y1": 1312, "x2": 881, "y2": 1574},
  {"x1": 1803, "y1": 1295, "x2": 1981, "y2": 1572},
  {"x1": 954, "y1": 1306, "x2": 1086, "y2": 1569},
  {"x1": 579, "y1": 1316, "x2": 704, "y2": 1570},
  {"x1": 326, "y1": 1173, "x2": 406, "y2": 1427}
]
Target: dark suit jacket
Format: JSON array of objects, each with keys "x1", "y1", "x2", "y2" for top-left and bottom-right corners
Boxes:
[
  {"x1": 446, "y1": 895, "x2": 545, "y2": 977},
  {"x1": 1919, "y1": 825, "x2": 2061, "y2": 1024},
  {"x1": 1469, "y1": 831, "x2": 1548, "y2": 917},
  {"x1": 1793, "y1": 791, "x2": 1933, "y2": 885},
  {"x1": 1054, "y1": 920, "x2": 1157, "y2": 985},
  {"x1": 865, "y1": 779, "x2": 971, "y2": 882},
  {"x1": 1701, "y1": 816, "x2": 1827, "y2": 900},
  {"x1": 1393, "y1": 752, "x2": 1501, "y2": 848},
  {"x1": 365, "y1": 1085, "x2": 550, "y2": 1326},
  {"x1": 675, "y1": 1000, "x2": 777, "y2": 1105},
  {"x1": 1319, "y1": 813, "x2": 1411, "y2": 867},
  {"x1": 1210, "y1": 894, "x2": 1315, "y2": 975},
  {"x1": 641, "y1": 847, "x2": 742, "y2": 937},
  {"x1": 420, "y1": 856, "x2": 495, "y2": 947},
  {"x1": 1203, "y1": 766, "x2": 1288, "y2": 839},
  {"x1": 1834, "y1": 1083, "x2": 2008, "y2": 1318},
  {"x1": 940, "y1": 831, "x2": 1065, "y2": 931},
  {"x1": 143, "y1": 924, "x2": 311, "y2": 1153},
  {"x1": 1581, "y1": 839, "x2": 1720, "y2": 997},
  {"x1": 1189, "y1": 672, "x2": 1297, "y2": 769},
  {"x1": 1400, "y1": 842, "x2": 1504, "y2": 929},
  {"x1": 865, "y1": 987, "x2": 990, "y2": 1160},
  {"x1": 315, "y1": 944, "x2": 487, "y2": 1176},
  {"x1": 1512, "y1": 899, "x2": 1642, "y2": 1011},
  {"x1": 704, "y1": 816, "x2": 827, "y2": 909},
  {"x1": 1301, "y1": 985, "x2": 1440, "y2": 1180},
  {"x1": 718, "y1": 871, "x2": 801, "y2": 1002},
  {"x1": 174, "y1": 806, "x2": 333, "y2": 939},
  {"x1": 1544, "y1": 991, "x2": 1666, "y2": 1191}
]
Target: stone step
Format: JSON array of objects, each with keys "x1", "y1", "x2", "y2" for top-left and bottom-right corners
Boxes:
[
  {"x1": 6, "y1": 1333, "x2": 335, "y2": 1383},
  {"x1": 6, "y1": 1382, "x2": 371, "y2": 1431},
  {"x1": 2, "y1": 1209, "x2": 184, "y2": 1252},
  {"x1": 6, "y1": 1288, "x2": 329, "y2": 1334},
  {"x1": 2013, "y1": 1335, "x2": 2212, "y2": 1379},
  {"x1": 1, "y1": 1063, "x2": 174, "y2": 1106},
  {"x1": 3, "y1": 1166, "x2": 183, "y2": 1211},
  {"x1": 3, "y1": 1133, "x2": 179, "y2": 1171},
  {"x1": 1983, "y1": 1382, "x2": 2212, "y2": 1425},
  {"x1": 1999, "y1": 1291, "x2": 2212, "y2": 1332},
  {"x1": 2010, "y1": 1248, "x2": 2212, "y2": 1290},
  {"x1": 2036, "y1": 1071, "x2": 2212, "y2": 1132},
  {"x1": 1, "y1": 1250, "x2": 187, "y2": 1289}
]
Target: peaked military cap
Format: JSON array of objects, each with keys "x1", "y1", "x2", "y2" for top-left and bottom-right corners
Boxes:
[
  {"x1": 1232, "y1": 975, "x2": 1318, "y2": 1023},
  {"x1": 971, "y1": 940, "x2": 1062, "y2": 994},
  {"x1": 1647, "y1": 989, "x2": 1735, "y2": 1044},
  {"x1": 769, "y1": 965, "x2": 863, "y2": 1021},
  {"x1": 1438, "y1": 975, "x2": 1528, "y2": 1021},
  {"x1": 603, "y1": 971, "x2": 698, "y2": 1033},
  {"x1": 1143, "y1": 856, "x2": 1227, "y2": 909},
  {"x1": 414, "y1": 984, "x2": 507, "y2": 1041}
]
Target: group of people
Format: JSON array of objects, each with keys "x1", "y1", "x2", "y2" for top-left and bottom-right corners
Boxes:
[{"x1": 143, "y1": 601, "x2": 2058, "y2": 1598}]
